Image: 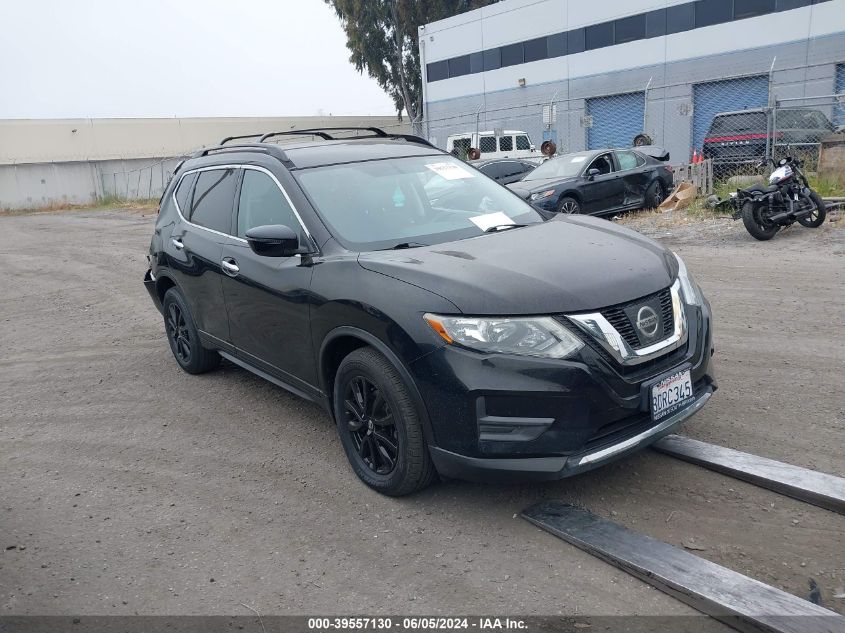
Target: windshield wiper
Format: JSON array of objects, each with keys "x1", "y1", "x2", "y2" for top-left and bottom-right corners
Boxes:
[
  {"x1": 387, "y1": 241, "x2": 429, "y2": 250},
  {"x1": 484, "y1": 224, "x2": 527, "y2": 233}
]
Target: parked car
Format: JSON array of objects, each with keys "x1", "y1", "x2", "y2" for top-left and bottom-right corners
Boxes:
[
  {"x1": 702, "y1": 108, "x2": 834, "y2": 173},
  {"x1": 507, "y1": 148, "x2": 673, "y2": 215},
  {"x1": 144, "y1": 127, "x2": 714, "y2": 496},
  {"x1": 473, "y1": 158, "x2": 538, "y2": 184},
  {"x1": 447, "y1": 130, "x2": 536, "y2": 160}
]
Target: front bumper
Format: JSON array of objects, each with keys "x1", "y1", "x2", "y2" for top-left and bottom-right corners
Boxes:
[
  {"x1": 429, "y1": 387, "x2": 712, "y2": 482},
  {"x1": 410, "y1": 301, "x2": 715, "y2": 482}
]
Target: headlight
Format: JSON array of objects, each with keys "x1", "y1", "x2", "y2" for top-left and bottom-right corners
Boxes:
[
  {"x1": 423, "y1": 314, "x2": 583, "y2": 359},
  {"x1": 674, "y1": 253, "x2": 702, "y2": 306},
  {"x1": 529, "y1": 189, "x2": 556, "y2": 201}
]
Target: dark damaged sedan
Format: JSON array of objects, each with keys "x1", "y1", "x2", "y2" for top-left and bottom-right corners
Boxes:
[
  {"x1": 144, "y1": 129, "x2": 714, "y2": 496},
  {"x1": 508, "y1": 147, "x2": 674, "y2": 215}
]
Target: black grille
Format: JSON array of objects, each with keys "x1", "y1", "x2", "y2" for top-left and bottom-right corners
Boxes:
[{"x1": 600, "y1": 287, "x2": 674, "y2": 350}]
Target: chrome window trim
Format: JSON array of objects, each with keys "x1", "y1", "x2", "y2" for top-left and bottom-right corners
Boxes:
[
  {"x1": 172, "y1": 164, "x2": 314, "y2": 246},
  {"x1": 566, "y1": 280, "x2": 687, "y2": 366}
]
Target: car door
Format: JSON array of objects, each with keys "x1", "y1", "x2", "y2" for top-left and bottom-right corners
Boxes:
[
  {"x1": 615, "y1": 150, "x2": 650, "y2": 208},
  {"x1": 579, "y1": 153, "x2": 624, "y2": 214},
  {"x1": 220, "y1": 166, "x2": 317, "y2": 391},
  {"x1": 166, "y1": 167, "x2": 238, "y2": 344}
]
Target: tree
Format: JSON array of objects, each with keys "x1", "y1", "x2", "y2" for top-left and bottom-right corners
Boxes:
[{"x1": 326, "y1": 0, "x2": 497, "y2": 122}]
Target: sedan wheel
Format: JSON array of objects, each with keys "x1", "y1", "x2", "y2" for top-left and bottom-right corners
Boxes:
[{"x1": 557, "y1": 196, "x2": 580, "y2": 214}]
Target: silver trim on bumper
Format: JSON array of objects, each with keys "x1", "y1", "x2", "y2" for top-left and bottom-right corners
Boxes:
[
  {"x1": 566, "y1": 280, "x2": 687, "y2": 366},
  {"x1": 578, "y1": 389, "x2": 712, "y2": 466}
]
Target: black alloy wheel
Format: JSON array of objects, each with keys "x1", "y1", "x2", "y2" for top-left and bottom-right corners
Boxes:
[
  {"x1": 343, "y1": 376, "x2": 400, "y2": 475},
  {"x1": 166, "y1": 302, "x2": 192, "y2": 364}
]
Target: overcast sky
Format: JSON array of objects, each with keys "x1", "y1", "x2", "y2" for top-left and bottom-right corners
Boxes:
[{"x1": 0, "y1": 0, "x2": 396, "y2": 119}]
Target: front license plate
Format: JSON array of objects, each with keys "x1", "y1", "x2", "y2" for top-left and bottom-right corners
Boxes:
[{"x1": 651, "y1": 369, "x2": 694, "y2": 422}]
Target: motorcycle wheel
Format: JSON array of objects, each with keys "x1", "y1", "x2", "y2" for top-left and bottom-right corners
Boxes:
[
  {"x1": 741, "y1": 201, "x2": 779, "y2": 241},
  {"x1": 797, "y1": 192, "x2": 827, "y2": 228}
]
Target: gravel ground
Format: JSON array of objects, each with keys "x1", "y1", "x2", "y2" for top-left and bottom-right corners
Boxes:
[{"x1": 0, "y1": 208, "x2": 843, "y2": 621}]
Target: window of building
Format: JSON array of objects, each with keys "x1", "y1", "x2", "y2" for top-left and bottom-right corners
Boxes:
[
  {"x1": 483, "y1": 47, "x2": 501, "y2": 71},
  {"x1": 695, "y1": 0, "x2": 734, "y2": 28},
  {"x1": 523, "y1": 37, "x2": 548, "y2": 63},
  {"x1": 615, "y1": 13, "x2": 646, "y2": 44},
  {"x1": 666, "y1": 3, "x2": 695, "y2": 34},
  {"x1": 775, "y1": 0, "x2": 812, "y2": 9},
  {"x1": 734, "y1": 0, "x2": 776, "y2": 18},
  {"x1": 516, "y1": 135, "x2": 531, "y2": 150},
  {"x1": 500, "y1": 42, "x2": 524, "y2": 67},
  {"x1": 645, "y1": 9, "x2": 667, "y2": 37},
  {"x1": 189, "y1": 168, "x2": 238, "y2": 234},
  {"x1": 174, "y1": 172, "x2": 196, "y2": 213},
  {"x1": 479, "y1": 136, "x2": 496, "y2": 153},
  {"x1": 427, "y1": 60, "x2": 448, "y2": 82},
  {"x1": 547, "y1": 32, "x2": 567, "y2": 58},
  {"x1": 470, "y1": 52, "x2": 484, "y2": 74},
  {"x1": 567, "y1": 28, "x2": 586, "y2": 54},
  {"x1": 499, "y1": 136, "x2": 513, "y2": 152},
  {"x1": 237, "y1": 170, "x2": 299, "y2": 239},
  {"x1": 448, "y1": 55, "x2": 471, "y2": 78},
  {"x1": 585, "y1": 21, "x2": 614, "y2": 50}
]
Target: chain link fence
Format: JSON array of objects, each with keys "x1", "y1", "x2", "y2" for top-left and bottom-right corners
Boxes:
[{"x1": 422, "y1": 59, "x2": 845, "y2": 187}]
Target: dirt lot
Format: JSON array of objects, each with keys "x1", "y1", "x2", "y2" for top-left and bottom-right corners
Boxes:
[{"x1": 1, "y1": 208, "x2": 843, "y2": 621}]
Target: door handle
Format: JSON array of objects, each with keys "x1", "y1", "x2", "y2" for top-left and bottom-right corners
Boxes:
[
  {"x1": 221, "y1": 258, "x2": 239, "y2": 276},
  {"x1": 171, "y1": 238, "x2": 184, "y2": 250}
]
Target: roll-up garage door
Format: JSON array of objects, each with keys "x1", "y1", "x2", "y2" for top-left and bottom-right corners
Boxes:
[
  {"x1": 692, "y1": 75, "x2": 769, "y2": 156},
  {"x1": 586, "y1": 92, "x2": 645, "y2": 150}
]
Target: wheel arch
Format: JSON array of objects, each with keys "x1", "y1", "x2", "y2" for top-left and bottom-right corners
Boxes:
[
  {"x1": 319, "y1": 327, "x2": 437, "y2": 446},
  {"x1": 154, "y1": 272, "x2": 179, "y2": 303}
]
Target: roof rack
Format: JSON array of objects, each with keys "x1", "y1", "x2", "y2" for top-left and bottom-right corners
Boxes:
[{"x1": 194, "y1": 126, "x2": 435, "y2": 160}]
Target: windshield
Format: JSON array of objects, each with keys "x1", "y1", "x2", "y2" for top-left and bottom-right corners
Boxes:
[
  {"x1": 522, "y1": 152, "x2": 591, "y2": 181},
  {"x1": 709, "y1": 112, "x2": 767, "y2": 134},
  {"x1": 776, "y1": 109, "x2": 832, "y2": 130},
  {"x1": 294, "y1": 155, "x2": 543, "y2": 251}
]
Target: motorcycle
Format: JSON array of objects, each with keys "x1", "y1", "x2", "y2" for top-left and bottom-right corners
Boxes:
[{"x1": 733, "y1": 156, "x2": 826, "y2": 241}]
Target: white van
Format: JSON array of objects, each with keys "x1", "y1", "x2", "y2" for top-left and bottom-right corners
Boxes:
[{"x1": 446, "y1": 130, "x2": 536, "y2": 160}]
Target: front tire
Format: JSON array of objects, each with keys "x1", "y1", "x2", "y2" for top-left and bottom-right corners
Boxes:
[
  {"x1": 557, "y1": 196, "x2": 580, "y2": 214},
  {"x1": 162, "y1": 288, "x2": 220, "y2": 374},
  {"x1": 333, "y1": 347, "x2": 436, "y2": 496},
  {"x1": 741, "y1": 201, "x2": 779, "y2": 241},
  {"x1": 797, "y1": 192, "x2": 826, "y2": 228}
]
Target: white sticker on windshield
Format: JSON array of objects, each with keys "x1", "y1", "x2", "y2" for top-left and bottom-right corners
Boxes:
[
  {"x1": 469, "y1": 211, "x2": 515, "y2": 231},
  {"x1": 570, "y1": 156, "x2": 587, "y2": 163},
  {"x1": 425, "y1": 162, "x2": 475, "y2": 180}
]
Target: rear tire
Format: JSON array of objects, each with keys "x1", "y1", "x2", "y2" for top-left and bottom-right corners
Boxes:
[
  {"x1": 162, "y1": 288, "x2": 220, "y2": 374},
  {"x1": 741, "y1": 201, "x2": 779, "y2": 241},
  {"x1": 333, "y1": 347, "x2": 436, "y2": 496},
  {"x1": 645, "y1": 180, "x2": 666, "y2": 210},
  {"x1": 557, "y1": 196, "x2": 580, "y2": 214},
  {"x1": 797, "y1": 192, "x2": 826, "y2": 228}
]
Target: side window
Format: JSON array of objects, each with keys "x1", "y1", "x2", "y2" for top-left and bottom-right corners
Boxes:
[
  {"x1": 237, "y1": 170, "x2": 300, "y2": 239},
  {"x1": 479, "y1": 136, "x2": 496, "y2": 153},
  {"x1": 516, "y1": 135, "x2": 531, "y2": 151},
  {"x1": 615, "y1": 151, "x2": 640, "y2": 171},
  {"x1": 587, "y1": 153, "x2": 615, "y2": 176},
  {"x1": 189, "y1": 168, "x2": 238, "y2": 233},
  {"x1": 174, "y1": 172, "x2": 197, "y2": 213},
  {"x1": 499, "y1": 136, "x2": 514, "y2": 152}
]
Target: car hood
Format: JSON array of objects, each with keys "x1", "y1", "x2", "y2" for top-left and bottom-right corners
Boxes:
[
  {"x1": 507, "y1": 177, "x2": 577, "y2": 199},
  {"x1": 357, "y1": 216, "x2": 676, "y2": 314}
]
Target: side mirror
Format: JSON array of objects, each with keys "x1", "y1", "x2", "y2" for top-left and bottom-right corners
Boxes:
[
  {"x1": 587, "y1": 168, "x2": 601, "y2": 180},
  {"x1": 245, "y1": 224, "x2": 302, "y2": 257},
  {"x1": 529, "y1": 144, "x2": 536, "y2": 151}
]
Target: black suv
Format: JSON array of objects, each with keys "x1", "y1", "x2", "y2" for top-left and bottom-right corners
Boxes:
[
  {"x1": 144, "y1": 127, "x2": 716, "y2": 496},
  {"x1": 702, "y1": 108, "x2": 835, "y2": 173}
]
